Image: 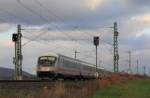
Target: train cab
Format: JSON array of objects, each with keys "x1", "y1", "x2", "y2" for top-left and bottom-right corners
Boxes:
[{"x1": 37, "y1": 55, "x2": 58, "y2": 78}]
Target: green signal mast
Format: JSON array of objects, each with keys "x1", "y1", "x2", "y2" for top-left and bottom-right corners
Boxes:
[
  {"x1": 12, "y1": 25, "x2": 23, "y2": 80},
  {"x1": 113, "y1": 22, "x2": 119, "y2": 72}
]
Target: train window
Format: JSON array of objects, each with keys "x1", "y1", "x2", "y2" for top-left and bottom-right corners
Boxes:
[{"x1": 38, "y1": 56, "x2": 56, "y2": 66}]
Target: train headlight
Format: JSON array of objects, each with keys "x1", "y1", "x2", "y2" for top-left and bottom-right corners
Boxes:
[
  {"x1": 94, "y1": 72, "x2": 99, "y2": 78},
  {"x1": 41, "y1": 67, "x2": 50, "y2": 71},
  {"x1": 39, "y1": 66, "x2": 56, "y2": 71}
]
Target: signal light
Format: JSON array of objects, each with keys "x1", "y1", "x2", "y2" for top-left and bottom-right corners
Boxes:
[
  {"x1": 93, "y1": 36, "x2": 99, "y2": 46},
  {"x1": 12, "y1": 33, "x2": 18, "y2": 42}
]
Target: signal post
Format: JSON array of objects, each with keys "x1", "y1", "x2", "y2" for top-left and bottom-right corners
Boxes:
[
  {"x1": 12, "y1": 25, "x2": 23, "y2": 80},
  {"x1": 93, "y1": 36, "x2": 99, "y2": 78}
]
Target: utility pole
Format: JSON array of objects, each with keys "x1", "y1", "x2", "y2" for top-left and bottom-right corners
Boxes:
[
  {"x1": 113, "y1": 22, "x2": 119, "y2": 72},
  {"x1": 99, "y1": 60, "x2": 101, "y2": 68},
  {"x1": 12, "y1": 24, "x2": 23, "y2": 80},
  {"x1": 128, "y1": 50, "x2": 132, "y2": 73},
  {"x1": 143, "y1": 66, "x2": 146, "y2": 76},
  {"x1": 136, "y1": 60, "x2": 139, "y2": 74},
  {"x1": 74, "y1": 50, "x2": 80, "y2": 59}
]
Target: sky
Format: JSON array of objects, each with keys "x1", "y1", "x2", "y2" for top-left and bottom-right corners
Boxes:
[{"x1": 0, "y1": 0, "x2": 150, "y2": 75}]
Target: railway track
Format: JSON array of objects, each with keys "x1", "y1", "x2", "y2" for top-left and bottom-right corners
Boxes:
[
  {"x1": 0, "y1": 78, "x2": 96, "y2": 83},
  {"x1": 0, "y1": 80, "x2": 55, "y2": 83}
]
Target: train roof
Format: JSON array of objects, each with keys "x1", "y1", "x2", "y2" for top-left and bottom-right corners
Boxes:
[
  {"x1": 57, "y1": 54, "x2": 97, "y2": 67},
  {"x1": 39, "y1": 52, "x2": 59, "y2": 58},
  {"x1": 39, "y1": 52, "x2": 104, "y2": 69}
]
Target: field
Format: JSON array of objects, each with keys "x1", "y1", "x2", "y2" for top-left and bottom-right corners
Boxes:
[{"x1": 92, "y1": 78, "x2": 150, "y2": 98}]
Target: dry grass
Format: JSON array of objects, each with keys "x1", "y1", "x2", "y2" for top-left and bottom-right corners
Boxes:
[
  {"x1": 0, "y1": 80, "x2": 98, "y2": 98},
  {"x1": 1, "y1": 73, "x2": 148, "y2": 98}
]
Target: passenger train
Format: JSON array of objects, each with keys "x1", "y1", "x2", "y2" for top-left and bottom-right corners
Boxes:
[{"x1": 37, "y1": 53, "x2": 111, "y2": 79}]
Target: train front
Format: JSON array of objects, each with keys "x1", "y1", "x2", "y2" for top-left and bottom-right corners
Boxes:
[{"x1": 37, "y1": 55, "x2": 57, "y2": 78}]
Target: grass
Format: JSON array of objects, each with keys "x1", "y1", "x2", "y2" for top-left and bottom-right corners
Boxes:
[
  {"x1": 0, "y1": 80, "x2": 98, "y2": 98},
  {"x1": 0, "y1": 75, "x2": 149, "y2": 98},
  {"x1": 92, "y1": 78, "x2": 150, "y2": 98}
]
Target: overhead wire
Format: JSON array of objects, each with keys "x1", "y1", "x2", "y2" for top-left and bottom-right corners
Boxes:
[
  {"x1": 34, "y1": 0, "x2": 95, "y2": 43},
  {"x1": 23, "y1": 35, "x2": 76, "y2": 54},
  {"x1": 32, "y1": 0, "x2": 107, "y2": 59},
  {"x1": 22, "y1": 29, "x2": 50, "y2": 46},
  {"x1": 19, "y1": 0, "x2": 94, "y2": 57},
  {"x1": 15, "y1": 1, "x2": 69, "y2": 46},
  {"x1": 33, "y1": 0, "x2": 114, "y2": 62},
  {"x1": 16, "y1": 0, "x2": 49, "y2": 22},
  {"x1": 22, "y1": 30, "x2": 80, "y2": 55},
  {"x1": 16, "y1": 0, "x2": 77, "y2": 43},
  {"x1": 33, "y1": 0, "x2": 96, "y2": 44},
  {"x1": 16, "y1": 0, "x2": 112, "y2": 61},
  {"x1": 16, "y1": 0, "x2": 70, "y2": 34}
]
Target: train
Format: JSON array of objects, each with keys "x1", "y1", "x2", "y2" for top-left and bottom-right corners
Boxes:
[{"x1": 37, "y1": 53, "x2": 111, "y2": 79}]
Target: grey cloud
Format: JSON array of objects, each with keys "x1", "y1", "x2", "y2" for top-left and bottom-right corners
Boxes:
[{"x1": 0, "y1": 0, "x2": 149, "y2": 26}]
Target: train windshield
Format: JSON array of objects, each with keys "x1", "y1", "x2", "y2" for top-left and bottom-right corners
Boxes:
[{"x1": 38, "y1": 56, "x2": 56, "y2": 66}]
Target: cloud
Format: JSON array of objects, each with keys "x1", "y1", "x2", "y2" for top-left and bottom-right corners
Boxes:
[
  {"x1": 0, "y1": 40, "x2": 14, "y2": 69},
  {"x1": 135, "y1": 28, "x2": 150, "y2": 38},
  {"x1": 0, "y1": 0, "x2": 145, "y2": 25},
  {"x1": 85, "y1": 0, "x2": 104, "y2": 10},
  {"x1": 0, "y1": 40, "x2": 13, "y2": 47},
  {"x1": 132, "y1": 13, "x2": 150, "y2": 23},
  {"x1": 0, "y1": 23, "x2": 14, "y2": 33}
]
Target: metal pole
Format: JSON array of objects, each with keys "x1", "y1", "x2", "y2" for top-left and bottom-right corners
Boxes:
[
  {"x1": 96, "y1": 46, "x2": 98, "y2": 70},
  {"x1": 143, "y1": 66, "x2": 146, "y2": 76},
  {"x1": 74, "y1": 50, "x2": 79, "y2": 59},
  {"x1": 113, "y1": 22, "x2": 119, "y2": 72},
  {"x1": 16, "y1": 25, "x2": 22, "y2": 80},
  {"x1": 129, "y1": 50, "x2": 131, "y2": 73},
  {"x1": 113, "y1": 23, "x2": 115, "y2": 72},
  {"x1": 93, "y1": 36, "x2": 99, "y2": 78},
  {"x1": 75, "y1": 50, "x2": 77, "y2": 59},
  {"x1": 99, "y1": 60, "x2": 101, "y2": 68},
  {"x1": 137, "y1": 60, "x2": 139, "y2": 74},
  {"x1": 14, "y1": 42, "x2": 17, "y2": 79}
]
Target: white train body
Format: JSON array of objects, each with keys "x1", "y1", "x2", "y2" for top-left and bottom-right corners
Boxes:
[{"x1": 37, "y1": 53, "x2": 111, "y2": 79}]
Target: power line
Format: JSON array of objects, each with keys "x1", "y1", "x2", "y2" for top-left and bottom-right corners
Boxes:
[
  {"x1": 15, "y1": 0, "x2": 114, "y2": 64},
  {"x1": 16, "y1": 0, "x2": 77, "y2": 45},
  {"x1": 22, "y1": 29, "x2": 49, "y2": 46},
  {"x1": 33, "y1": 0, "x2": 64, "y2": 22},
  {"x1": 35, "y1": 0, "x2": 99, "y2": 40},
  {"x1": 0, "y1": 0, "x2": 113, "y2": 49},
  {"x1": 33, "y1": 0, "x2": 112, "y2": 47},
  {"x1": 22, "y1": 30, "x2": 91, "y2": 57},
  {"x1": 22, "y1": 30, "x2": 96, "y2": 61},
  {"x1": 22, "y1": 29, "x2": 85, "y2": 50},
  {"x1": 23, "y1": 36, "x2": 96, "y2": 60},
  {"x1": 16, "y1": 0, "x2": 49, "y2": 22},
  {"x1": 17, "y1": 0, "x2": 80, "y2": 44},
  {"x1": 23, "y1": 36, "x2": 75, "y2": 53},
  {"x1": 33, "y1": 0, "x2": 82, "y2": 42}
]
